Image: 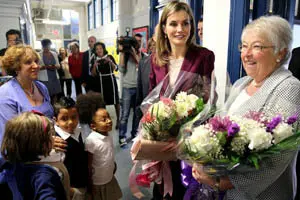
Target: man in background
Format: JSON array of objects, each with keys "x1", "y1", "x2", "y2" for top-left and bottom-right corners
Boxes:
[
  {"x1": 0, "y1": 29, "x2": 22, "y2": 75},
  {"x1": 197, "y1": 18, "x2": 203, "y2": 45},
  {"x1": 82, "y1": 36, "x2": 97, "y2": 92}
]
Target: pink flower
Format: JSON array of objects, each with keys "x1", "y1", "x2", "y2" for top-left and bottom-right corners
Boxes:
[
  {"x1": 160, "y1": 97, "x2": 174, "y2": 107},
  {"x1": 141, "y1": 112, "x2": 156, "y2": 123},
  {"x1": 209, "y1": 116, "x2": 232, "y2": 132}
]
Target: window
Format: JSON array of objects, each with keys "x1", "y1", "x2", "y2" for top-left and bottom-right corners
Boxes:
[
  {"x1": 101, "y1": 0, "x2": 109, "y2": 25},
  {"x1": 88, "y1": 2, "x2": 93, "y2": 30},
  {"x1": 111, "y1": 0, "x2": 118, "y2": 21},
  {"x1": 94, "y1": 0, "x2": 100, "y2": 28}
]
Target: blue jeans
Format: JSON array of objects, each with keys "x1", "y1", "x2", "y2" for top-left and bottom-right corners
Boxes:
[{"x1": 119, "y1": 87, "x2": 137, "y2": 140}]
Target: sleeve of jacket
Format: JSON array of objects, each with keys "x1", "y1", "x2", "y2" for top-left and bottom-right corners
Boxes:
[
  {"x1": 81, "y1": 51, "x2": 89, "y2": 82},
  {"x1": 288, "y1": 48, "x2": 300, "y2": 81}
]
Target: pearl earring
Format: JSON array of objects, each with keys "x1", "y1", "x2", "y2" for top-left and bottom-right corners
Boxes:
[{"x1": 276, "y1": 59, "x2": 280, "y2": 63}]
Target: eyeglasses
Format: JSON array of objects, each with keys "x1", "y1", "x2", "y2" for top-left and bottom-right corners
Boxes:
[{"x1": 238, "y1": 44, "x2": 274, "y2": 53}]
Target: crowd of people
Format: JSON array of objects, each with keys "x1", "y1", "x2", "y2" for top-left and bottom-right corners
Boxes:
[{"x1": 0, "y1": 0, "x2": 300, "y2": 200}]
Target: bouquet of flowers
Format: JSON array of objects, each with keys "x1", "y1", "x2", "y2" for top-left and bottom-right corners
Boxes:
[
  {"x1": 129, "y1": 72, "x2": 212, "y2": 199},
  {"x1": 132, "y1": 92, "x2": 204, "y2": 161},
  {"x1": 140, "y1": 92, "x2": 204, "y2": 141},
  {"x1": 178, "y1": 112, "x2": 300, "y2": 170}
]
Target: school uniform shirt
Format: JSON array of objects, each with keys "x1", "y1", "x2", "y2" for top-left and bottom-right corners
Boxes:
[
  {"x1": 55, "y1": 125, "x2": 88, "y2": 188},
  {"x1": 85, "y1": 131, "x2": 115, "y2": 185}
]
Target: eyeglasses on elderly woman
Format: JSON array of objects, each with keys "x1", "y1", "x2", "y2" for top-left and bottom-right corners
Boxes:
[{"x1": 238, "y1": 43, "x2": 274, "y2": 53}]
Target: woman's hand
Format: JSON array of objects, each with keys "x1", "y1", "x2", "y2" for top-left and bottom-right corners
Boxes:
[
  {"x1": 192, "y1": 163, "x2": 215, "y2": 187},
  {"x1": 53, "y1": 136, "x2": 67, "y2": 152},
  {"x1": 91, "y1": 63, "x2": 98, "y2": 77},
  {"x1": 192, "y1": 163, "x2": 234, "y2": 191},
  {"x1": 160, "y1": 138, "x2": 178, "y2": 152}
]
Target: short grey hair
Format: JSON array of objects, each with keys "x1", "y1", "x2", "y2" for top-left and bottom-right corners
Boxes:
[{"x1": 241, "y1": 15, "x2": 292, "y2": 64}]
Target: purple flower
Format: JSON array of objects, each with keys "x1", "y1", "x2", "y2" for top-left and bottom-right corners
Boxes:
[
  {"x1": 266, "y1": 115, "x2": 282, "y2": 133},
  {"x1": 209, "y1": 116, "x2": 232, "y2": 132},
  {"x1": 287, "y1": 114, "x2": 298, "y2": 125},
  {"x1": 227, "y1": 123, "x2": 240, "y2": 137},
  {"x1": 244, "y1": 111, "x2": 268, "y2": 125}
]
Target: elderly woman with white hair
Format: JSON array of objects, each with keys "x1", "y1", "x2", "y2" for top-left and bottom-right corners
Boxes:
[{"x1": 192, "y1": 15, "x2": 300, "y2": 200}]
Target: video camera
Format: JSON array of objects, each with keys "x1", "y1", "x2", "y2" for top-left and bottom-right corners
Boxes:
[{"x1": 116, "y1": 36, "x2": 138, "y2": 54}]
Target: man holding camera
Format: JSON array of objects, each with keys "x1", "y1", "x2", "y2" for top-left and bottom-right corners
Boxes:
[{"x1": 118, "y1": 34, "x2": 143, "y2": 147}]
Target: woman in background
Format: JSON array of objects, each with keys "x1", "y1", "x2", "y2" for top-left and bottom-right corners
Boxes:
[
  {"x1": 91, "y1": 42, "x2": 120, "y2": 129},
  {"x1": 38, "y1": 39, "x2": 61, "y2": 104},
  {"x1": 68, "y1": 42, "x2": 83, "y2": 96},
  {"x1": 58, "y1": 47, "x2": 72, "y2": 97}
]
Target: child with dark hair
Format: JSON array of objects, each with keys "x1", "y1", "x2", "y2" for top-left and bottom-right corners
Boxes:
[
  {"x1": 53, "y1": 97, "x2": 88, "y2": 200},
  {"x1": 85, "y1": 108, "x2": 122, "y2": 200},
  {"x1": 76, "y1": 91, "x2": 106, "y2": 140},
  {"x1": 0, "y1": 112, "x2": 66, "y2": 200}
]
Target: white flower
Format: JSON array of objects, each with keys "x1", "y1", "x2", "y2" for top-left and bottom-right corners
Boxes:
[
  {"x1": 175, "y1": 91, "x2": 188, "y2": 102},
  {"x1": 272, "y1": 122, "x2": 293, "y2": 144},
  {"x1": 150, "y1": 101, "x2": 174, "y2": 119},
  {"x1": 230, "y1": 135, "x2": 248, "y2": 155},
  {"x1": 186, "y1": 94, "x2": 198, "y2": 110},
  {"x1": 247, "y1": 128, "x2": 272, "y2": 151},
  {"x1": 176, "y1": 102, "x2": 189, "y2": 119},
  {"x1": 189, "y1": 126, "x2": 221, "y2": 157}
]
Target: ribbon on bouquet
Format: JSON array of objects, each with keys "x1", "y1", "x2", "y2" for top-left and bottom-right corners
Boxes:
[{"x1": 129, "y1": 160, "x2": 173, "y2": 199}]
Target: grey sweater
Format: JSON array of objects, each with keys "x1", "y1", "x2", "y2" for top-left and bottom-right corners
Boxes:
[{"x1": 119, "y1": 57, "x2": 138, "y2": 88}]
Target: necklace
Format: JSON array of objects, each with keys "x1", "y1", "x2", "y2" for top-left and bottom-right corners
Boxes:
[{"x1": 17, "y1": 78, "x2": 35, "y2": 98}]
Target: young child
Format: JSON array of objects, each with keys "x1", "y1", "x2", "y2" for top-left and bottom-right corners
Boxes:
[
  {"x1": 53, "y1": 97, "x2": 88, "y2": 200},
  {"x1": 85, "y1": 108, "x2": 122, "y2": 200},
  {"x1": 0, "y1": 112, "x2": 66, "y2": 200}
]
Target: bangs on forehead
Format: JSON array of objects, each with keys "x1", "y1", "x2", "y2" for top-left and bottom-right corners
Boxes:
[
  {"x1": 22, "y1": 48, "x2": 39, "y2": 62},
  {"x1": 242, "y1": 26, "x2": 271, "y2": 43}
]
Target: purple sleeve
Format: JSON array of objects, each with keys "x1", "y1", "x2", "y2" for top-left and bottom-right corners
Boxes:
[
  {"x1": 0, "y1": 98, "x2": 19, "y2": 145},
  {"x1": 32, "y1": 165, "x2": 66, "y2": 200}
]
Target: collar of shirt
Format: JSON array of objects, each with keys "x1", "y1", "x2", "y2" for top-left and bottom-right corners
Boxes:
[
  {"x1": 91, "y1": 130, "x2": 107, "y2": 140},
  {"x1": 54, "y1": 125, "x2": 82, "y2": 142}
]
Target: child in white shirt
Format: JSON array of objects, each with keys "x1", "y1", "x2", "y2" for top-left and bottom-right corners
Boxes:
[{"x1": 85, "y1": 108, "x2": 122, "y2": 200}]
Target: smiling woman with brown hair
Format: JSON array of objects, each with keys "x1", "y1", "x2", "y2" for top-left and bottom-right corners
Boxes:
[{"x1": 0, "y1": 45, "x2": 54, "y2": 145}]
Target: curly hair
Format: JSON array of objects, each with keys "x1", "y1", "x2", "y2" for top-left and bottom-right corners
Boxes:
[
  {"x1": 1, "y1": 112, "x2": 54, "y2": 162},
  {"x1": 76, "y1": 91, "x2": 106, "y2": 124},
  {"x1": 1, "y1": 45, "x2": 40, "y2": 76}
]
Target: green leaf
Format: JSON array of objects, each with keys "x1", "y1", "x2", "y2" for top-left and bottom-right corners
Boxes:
[
  {"x1": 248, "y1": 154, "x2": 259, "y2": 169},
  {"x1": 216, "y1": 132, "x2": 227, "y2": 146},
  {"x1": 196, "y1": 98, "x2": 204, "y2": 113}
]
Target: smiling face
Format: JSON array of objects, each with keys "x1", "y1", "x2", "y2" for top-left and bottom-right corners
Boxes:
[
  {"x1": 241, "y1": 30, "x2": 281, "y2": 82},
  {"x1": 163, "y1": 10, "x2": 191, "y2": 49},
  {"x1": 55, "y1": 107, "x2": 79, "y2": 134},
  {"x1": 91, "y1": 109, "x2": 112, "y2": 134},
  {"x1": 95, "y1": 44, "x2": 104, "y2": 57},
  {"x1": 18, "y1": 49, "x2": 40, "y2": 81}
]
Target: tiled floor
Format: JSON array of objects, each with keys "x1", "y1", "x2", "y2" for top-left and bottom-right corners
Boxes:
[
  {"x1": 67, "y1": 81, "x2": 153, "y2": 199},
  {"x1": 107, "y1": 105, "x2": 153, "y2": 200}
]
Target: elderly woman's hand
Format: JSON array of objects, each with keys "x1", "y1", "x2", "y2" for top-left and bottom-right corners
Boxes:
[
  {"x1": 192, "y1": 163, "x2": 216, "y2": 186},
  {"x1": 53, "y1": 136, "x2": 67, "y2": 152},
  {"x1": 192, "y1": 163, "x2": 234, "y2": 191}
]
